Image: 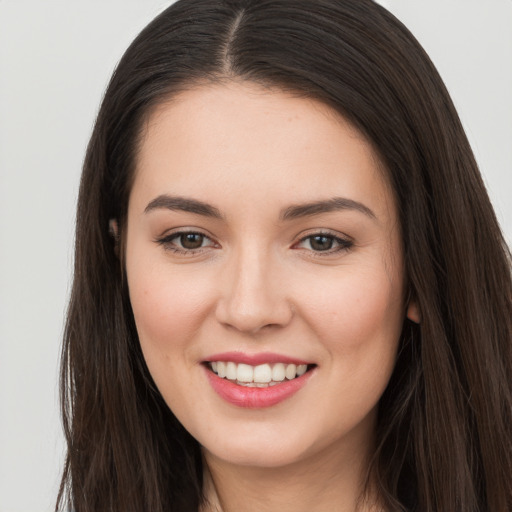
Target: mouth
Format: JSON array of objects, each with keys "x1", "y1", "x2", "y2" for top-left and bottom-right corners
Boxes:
[
  {"x1": 206, "y1": 361, "x2": 314, "y2": 387},
  {"x1": 202, "y1": 355, "x2": 316, "y2": 408}
]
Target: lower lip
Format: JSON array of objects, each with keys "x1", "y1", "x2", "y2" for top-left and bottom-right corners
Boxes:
[{"x1": 204, "y1": 366, "x2": 314, "y2": 408}]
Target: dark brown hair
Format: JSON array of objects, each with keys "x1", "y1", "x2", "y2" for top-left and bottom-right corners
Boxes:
[{"x1": 57, "y1": 1, "x2": 512, "y2": 511}]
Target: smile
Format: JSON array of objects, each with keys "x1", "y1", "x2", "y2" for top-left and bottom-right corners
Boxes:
[
  {"x1": 203, "y1": 354, "x2": 316, "y2": 408},
  {"x1": 208, "y1": 361, "x2": 309, "y2": 387}
]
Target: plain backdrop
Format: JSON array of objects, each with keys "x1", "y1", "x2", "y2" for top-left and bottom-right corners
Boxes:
[{"x1": 0, "y1": 1, "x2": 511, "y2": 511}]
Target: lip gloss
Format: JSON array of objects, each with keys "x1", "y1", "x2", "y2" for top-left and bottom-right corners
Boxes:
[{"x1": 204, "y1": 365, "x2": 313, "y2": 408}]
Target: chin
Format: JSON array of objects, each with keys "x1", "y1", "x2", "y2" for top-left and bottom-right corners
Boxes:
[
  {"x1": 204, "y1": 440, "x2": 309, "y2": 469},
  {"x1": 198, "y1": 419, "x2": 344, "y2": 470}
]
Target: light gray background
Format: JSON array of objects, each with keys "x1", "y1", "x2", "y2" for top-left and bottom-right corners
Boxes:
[{"x1": 0, "y1": 1, "x2": 511, "y2": 511}]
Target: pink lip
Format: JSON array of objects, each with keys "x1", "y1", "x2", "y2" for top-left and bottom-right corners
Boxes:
[
  {"x1": 204, "y1": 351, "x2": 310, "y2": 366},
  {"x1": 203, "y1": 365, "x2": 315, "y2": 409}
]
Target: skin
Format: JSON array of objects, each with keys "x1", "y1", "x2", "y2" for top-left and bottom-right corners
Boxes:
[{"x1": 125, "y1": 82, "x2": 418, "y2": 512}]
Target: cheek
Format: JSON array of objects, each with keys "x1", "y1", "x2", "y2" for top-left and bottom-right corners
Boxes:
[
  {"x1": 127, "y1": 261, "x2": 214, "y2": 361},
  {"x1": 297, "y1": 263, "x2": 405, "y2": 357},
  {"x1": 295, "y1": 265, "x2": 405, "y2": 432}
]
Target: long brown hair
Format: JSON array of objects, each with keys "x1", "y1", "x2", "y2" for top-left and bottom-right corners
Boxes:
[{"x1": 57, "y1": 1, "x2": 512, "y2": 510}]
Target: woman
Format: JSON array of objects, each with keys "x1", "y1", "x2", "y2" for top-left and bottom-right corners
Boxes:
[{"x1": 57, "y1": 0, "x2": 512, "y2": 511}]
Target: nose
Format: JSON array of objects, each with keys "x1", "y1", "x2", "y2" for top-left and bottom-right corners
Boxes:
[{"x1": 215, "y1": 246, "x2": 293, "y2": 334}]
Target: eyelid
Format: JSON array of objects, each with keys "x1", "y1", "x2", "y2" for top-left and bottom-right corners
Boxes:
[
  {"x1": 292, "y1": 229, "x2": 353, "y2": 253},
  {"x1": 155, "y1": 227, "x2": 219, "y2": 254},
  {"x1": 154, "y1": 227, "x2": 352, "y2": 256}
]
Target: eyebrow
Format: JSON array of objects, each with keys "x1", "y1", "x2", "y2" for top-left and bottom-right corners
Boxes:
[
  {"x1": 144, "y1": 195, "x2": 223, "y2": 219},
  {"x1": 144, "y1": 194, "x2": 376, "y2": 222},
  {"x1": 280, "y1": 197, "x2": 376, "y2": 221}
]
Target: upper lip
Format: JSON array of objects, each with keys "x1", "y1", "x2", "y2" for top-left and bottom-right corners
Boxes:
[{"x1": 204, "y1": 351, "x2": 312, "y2": 366}]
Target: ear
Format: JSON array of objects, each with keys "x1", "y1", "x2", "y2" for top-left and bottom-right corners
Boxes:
[
  {"x1": 406, "y1": 299, "x2": 421, "y2": 323},
  {"x1": 109, "y1": 218, "x2": 119, "y2": 239},
  {"x1": 109, "y1": 218, "x2": 120, "y2": 257}
]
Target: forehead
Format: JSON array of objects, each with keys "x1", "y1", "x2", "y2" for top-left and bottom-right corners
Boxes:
[{"x1": 131, "y1": 82, "x2": 395, "y2": 220}]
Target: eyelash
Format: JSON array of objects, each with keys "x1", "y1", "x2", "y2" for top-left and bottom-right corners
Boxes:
[
  {"x1": 156, "y1": 231, "x2": 216, "y2": 255},
  {"x1": 294, "y1": 231, "x2": 353, "y2": 254},
  {"x1": 155, "y1": 230, "x2": 353, "y2": 256}
]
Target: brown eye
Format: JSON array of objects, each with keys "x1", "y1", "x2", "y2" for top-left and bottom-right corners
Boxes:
[
  {"x1": 295, "y1": 233, "x2": 353, "y2": 253},
  {"x1": 179, "y1": 233, "x2": 205, "y2": 249},
  {"x1": 309, "y1": 235, "x2": 334, "y2": 251},
  {"x1": 156, "y1": 231, "x2": 216, "y2": 253}
]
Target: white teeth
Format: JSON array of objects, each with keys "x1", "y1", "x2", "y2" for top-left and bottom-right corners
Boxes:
[
  {"x1": 226, "y1": 361, "x2": 237, "y2": 380},
  {"x1": 297, "y1": 364, "x2": 307, "y2": 376},
  {"x1": 285, "y1": 364, "x2": 297, "y2": 380},
  {"x1": 253, "y1": 364, "x2": 272, "y2": 383},
  {"x1": 272, "y1": 363, "x2": 285, "y2": 382},
  {"x1": 217, "y1": 361, "x2": 226, "y2": 378},
  {"x1": 237, "y1": 363, "x2": 254, "y2": 383},
  {"x1": 209, "y1": 360, "x2": 311, "y2": 385}
]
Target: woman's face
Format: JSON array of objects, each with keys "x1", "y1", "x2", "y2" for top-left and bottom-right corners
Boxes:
[{"x1": 126, "y1": 82, "x2": 413, "y2": 469}]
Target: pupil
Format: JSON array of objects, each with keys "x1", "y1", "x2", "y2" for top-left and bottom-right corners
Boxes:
[
  {"x1": 181, "y1": 233, "x2": 203, "y2": 249},
  {"x1": 311, "y1": 235, "x2": 333, "y2": 251}
]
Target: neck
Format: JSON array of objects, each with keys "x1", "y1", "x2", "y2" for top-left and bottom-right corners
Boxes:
[{"x1": 200, "y1": 434, "x2": 382, "y2": 512}]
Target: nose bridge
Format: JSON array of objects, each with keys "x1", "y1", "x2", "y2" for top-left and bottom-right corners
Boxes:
[{"x1": 216, "y1": 241, "x2": 292, "y2": 333}]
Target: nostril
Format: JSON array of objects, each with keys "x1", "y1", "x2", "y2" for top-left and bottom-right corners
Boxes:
[{"x1": 215, "y1": 299, "x2": 294, "y2": 334}]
